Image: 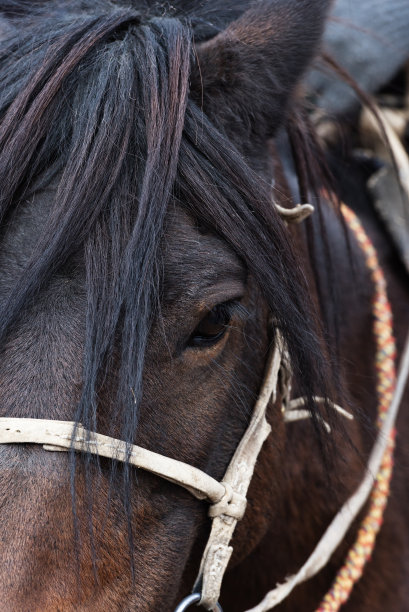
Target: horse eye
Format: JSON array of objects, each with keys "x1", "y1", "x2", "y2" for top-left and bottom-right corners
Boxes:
[{"x1": 188, "y1": 301, "x2": 239, "y2": 348}]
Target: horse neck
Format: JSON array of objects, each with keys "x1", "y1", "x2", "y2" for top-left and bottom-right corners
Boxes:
[{"x1": 221, "y1": 197, "x2": 380, "y2": 610}]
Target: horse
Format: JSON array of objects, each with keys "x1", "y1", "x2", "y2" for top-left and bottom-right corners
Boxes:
[{"x1": 0, "y1": 1, "x2": 408, "y2": 610}]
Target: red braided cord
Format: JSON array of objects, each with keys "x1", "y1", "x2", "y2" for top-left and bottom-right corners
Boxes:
[{"x1": 316, "y1": 204, "x2": 397, "y2": 611}]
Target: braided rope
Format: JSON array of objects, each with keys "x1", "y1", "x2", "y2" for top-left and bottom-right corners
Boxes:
[{"x1": 316, "y1": 204, "x2": 397, "y2": 611}]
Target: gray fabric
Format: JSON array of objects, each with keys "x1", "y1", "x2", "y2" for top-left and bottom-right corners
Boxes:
[{"x1": 308, "y1": 0, "x2": 409, "y2": 116}]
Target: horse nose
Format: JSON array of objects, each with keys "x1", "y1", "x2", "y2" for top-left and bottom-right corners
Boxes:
[
  {"x1": 0, "y1": 444, "x2": 79, "y2": 611},
  {"x1": 0, "y1": 443, "x2": 199, "y2": 611}
]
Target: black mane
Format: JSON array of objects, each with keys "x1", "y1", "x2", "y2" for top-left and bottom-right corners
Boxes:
[{"x1": 0, "y1": 0, "x2": 338, "y2": 490}]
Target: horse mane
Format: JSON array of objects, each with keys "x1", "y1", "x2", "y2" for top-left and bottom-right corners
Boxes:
[{"x1": 0, "y1": 0, "x2": 344, "y2": 541}]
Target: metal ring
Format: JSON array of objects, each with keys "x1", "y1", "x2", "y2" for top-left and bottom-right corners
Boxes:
[{"x1": 174, "y1": 592, "x2": 223, "y2": 612}]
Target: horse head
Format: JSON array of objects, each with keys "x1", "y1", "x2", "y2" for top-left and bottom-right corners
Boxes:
[{"x1": 0, "y1": 2, "x2": 349, "y2": 610}]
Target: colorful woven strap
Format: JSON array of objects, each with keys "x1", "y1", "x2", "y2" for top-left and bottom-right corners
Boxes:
[{"x1": 316, "y1": 204, "x2": 397, "y2": 611}]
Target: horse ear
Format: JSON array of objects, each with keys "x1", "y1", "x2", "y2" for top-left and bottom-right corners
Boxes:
[{"x1": 191, "y1": 0, "x2": 330, "y2": 142}]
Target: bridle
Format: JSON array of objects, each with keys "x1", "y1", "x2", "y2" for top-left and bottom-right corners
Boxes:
[
  {"x1": 0, "y1": 329, "x2": 284, "y2": 611},
  {"x1": 0, "y1": 200, "x2": 408, "y2": 612}
]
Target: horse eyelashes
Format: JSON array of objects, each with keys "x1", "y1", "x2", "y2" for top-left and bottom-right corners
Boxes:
[{"x1": 188, "y1": 300, "x2": 247, "y2": 348}]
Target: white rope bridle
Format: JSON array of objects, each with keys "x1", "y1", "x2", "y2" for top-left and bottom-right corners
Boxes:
[{"x1": 0, "y1": 332, "x2": 285, "y2": 611}]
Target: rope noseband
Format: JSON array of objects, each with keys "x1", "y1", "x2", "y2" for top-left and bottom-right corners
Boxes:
[{"x1": 0, "y1": 332, "x2": 286, "y2": 611}]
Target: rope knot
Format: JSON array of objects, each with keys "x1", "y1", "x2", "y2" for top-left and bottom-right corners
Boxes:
[{"x1": 209, "y1": 482, "x2": 247, "y2": 520}]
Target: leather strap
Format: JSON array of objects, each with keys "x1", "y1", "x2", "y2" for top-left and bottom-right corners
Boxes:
[
  {"x1": 0, "y1": 418, "x2": 233, "y2": 506},
  {"x1": 194, "y1": 331, "x2": 283, "y2": 609}
]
